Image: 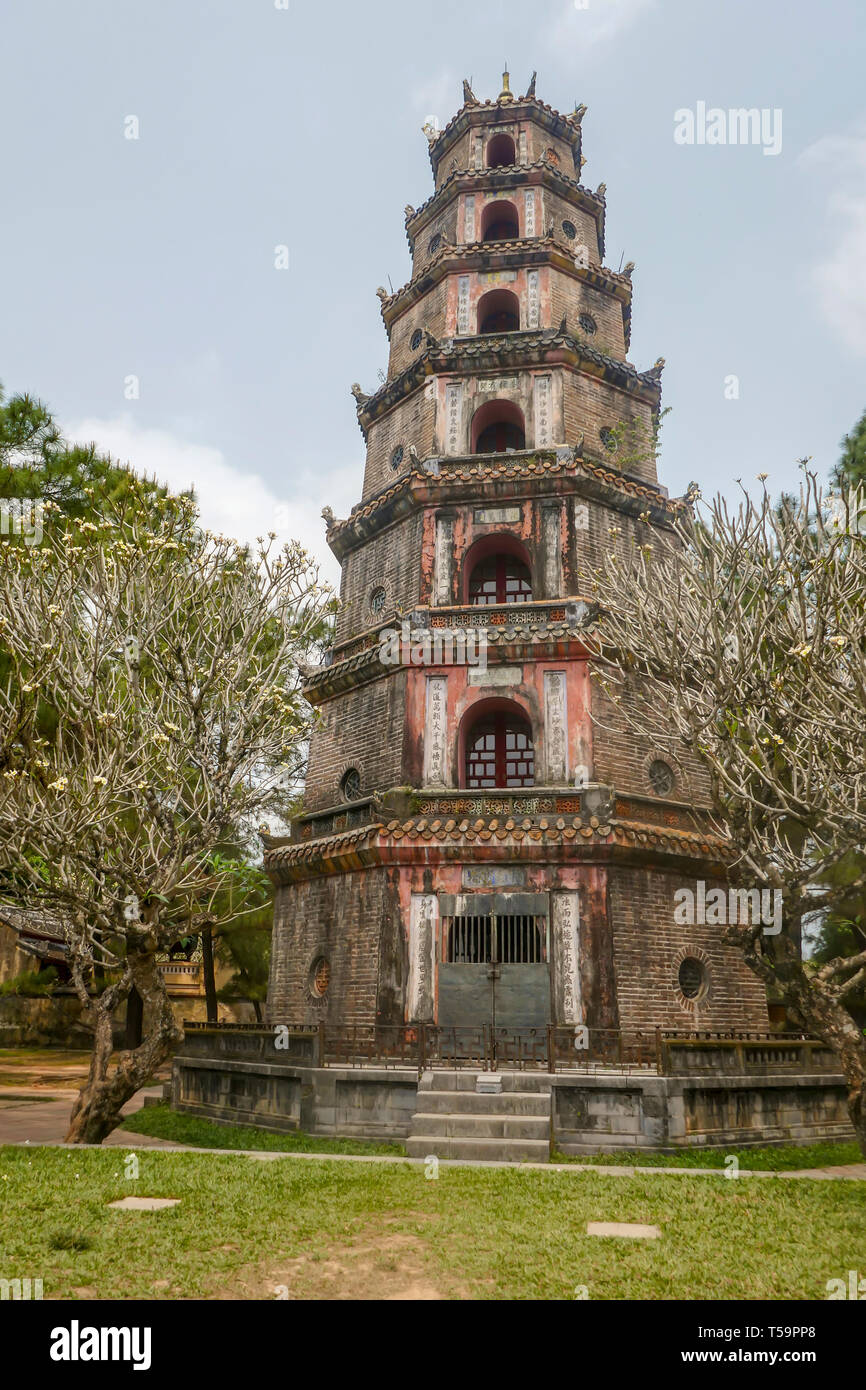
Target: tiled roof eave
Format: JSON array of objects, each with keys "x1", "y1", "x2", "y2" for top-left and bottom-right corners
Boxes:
[
  {"x1": 357, "y1": 329, "x2": 660, "y2": 434},
  {"x1": 264, "y1": 817, "x2": 733, "y2": 884},
  {"x1": 325, "y1": 450, "x2": 679, "y2": 559}
]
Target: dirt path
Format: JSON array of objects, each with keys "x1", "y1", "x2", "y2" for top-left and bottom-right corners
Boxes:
[{"x1": 220, "y1": 1213, "x2": 470, "y2": 1301}]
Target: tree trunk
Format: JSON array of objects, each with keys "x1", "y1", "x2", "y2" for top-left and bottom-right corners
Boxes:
[
  {"x1": 65, "y1": 948, "x2": 182, "y2": 1144},
  {"x1": 734, "y1": 927, "x2": 866, "y2": 1157},
  {"x1": 252, "y1": 998, "x2": 263, "y2": 1024},
  {"x1": 124, "y1": 985, "x2": 143, "y2": 1049},
  {"x1": 201, "y1": 924, "x2": 218, "y2": 1024}
]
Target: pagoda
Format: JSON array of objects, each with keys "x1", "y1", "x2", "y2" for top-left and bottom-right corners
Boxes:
[{"x1": 264, "y1": 73, "x2": 768, "y2": 1046}]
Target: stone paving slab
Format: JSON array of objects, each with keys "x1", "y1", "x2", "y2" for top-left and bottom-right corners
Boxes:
[{"x1": 587, "y1": 1221, "x2": 661, "y2": 1238}]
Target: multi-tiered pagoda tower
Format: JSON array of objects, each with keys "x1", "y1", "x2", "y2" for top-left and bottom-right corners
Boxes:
[{"x1": 265, "y1": 74, "x2": 768, "y2": 1042}]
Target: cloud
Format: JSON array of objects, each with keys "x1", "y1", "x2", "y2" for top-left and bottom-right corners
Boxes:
[
  {"x1": 799, "y1": 128, "x2": 866, "y2": 354},
  {"x1": 64, "y1": 414, "x2": 344, "y2": 588},
  {"x1": 546, "y1": 0, "x2": 655, "y2": 53}
]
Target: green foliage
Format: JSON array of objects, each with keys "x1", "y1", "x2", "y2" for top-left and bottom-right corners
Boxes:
[
  {"x1": 0, "y1": 383, "x2": 174, "y2": 519},
  {"x1": 834, "y1": 406, "x2": 866, "y2": 489},
  {"x1": 0, "y1": 966, "x2": 59, "y2": 997}
]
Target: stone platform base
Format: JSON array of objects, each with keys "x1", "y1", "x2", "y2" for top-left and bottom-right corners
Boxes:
[{"x1": 172, "y1": 1052, "x2": 855, "y2": 1153}]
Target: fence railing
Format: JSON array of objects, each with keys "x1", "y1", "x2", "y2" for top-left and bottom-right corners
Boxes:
[{"x1": 184, "y1": 1022, "x2": 827, "y2": 1076}]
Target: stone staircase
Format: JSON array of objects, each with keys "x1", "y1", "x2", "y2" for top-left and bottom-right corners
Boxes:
[{"x1": 406, "y1": 1071, "x2": 552, "y2": 1163}]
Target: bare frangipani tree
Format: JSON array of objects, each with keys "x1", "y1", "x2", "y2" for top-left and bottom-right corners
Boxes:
[
  {"x1": 0, "y1": 484, "x2": 334, "y2": 1142},
  {"x1": 589, "y1": 470, "x2": 866, "y2": 1152}
]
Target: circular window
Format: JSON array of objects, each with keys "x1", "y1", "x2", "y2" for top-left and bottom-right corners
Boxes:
[
  {"x1": 310, "y1": 957, "x2": 331, "y2": 998},
  {"x1": 369, "y1": 586, "x2": 386, "y2": 617},
  {"x1": 340, "y1": 767, "x2": 362, "y2": 801},
  {"x1": 648, "y1": 759, "x2": 675, "y2": 795},
  {"x1": 562, "y1": 219, "x2": 577, "y2": 240},
  {"x1": 390, "y1": 445, "x2": 404, "y2": 470},
  {"x1": 678, "y1": 957, "x2": 707, "y2": 1001},
  {"x1": 578, "y1": 313, "x2": 597, "y2": 335},
  {"x1": 428, "y1": 232, "x2": 442, "y2": 255},
  {"x1": 599, "y1": 426, "x2": 618, "y2": 454},
  {"x1": 410, "y1": 328, "x2": 424, "y2": 351}
]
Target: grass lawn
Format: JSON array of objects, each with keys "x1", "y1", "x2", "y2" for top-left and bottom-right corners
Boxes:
[
  {"x1": 0, "y1": 1144, "x2": 863, "y2": 1300},
  {"x1": 120, "y1": 1102, "x2": 406, "y2": 1156},
  {"x1": 554, "y1": 1139, "x2": 865, "y2": 1171}
]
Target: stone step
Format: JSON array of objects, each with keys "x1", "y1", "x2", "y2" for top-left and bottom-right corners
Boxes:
[
  {"x1": 419, "y1": 1069, "x2": 554, "y2": 1094},
  {"x1": 406, "y1": 1135, "x2": 550, "y2": 1163},
  {"x1": 414, "y1": 1089, "x2": 551, "y2": 1116},
  {"x1": 409, "y1": 1113, "x2": 550, "y2": 1141}
]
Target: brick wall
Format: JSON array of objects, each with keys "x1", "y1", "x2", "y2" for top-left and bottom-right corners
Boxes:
[
  {"x1": 268, "y1": 868, "x2": 395, "y2": 1024},
  {"x1": 304, "y1": 670, "x2": 408, "y2": 809},
  {"x1": 549, "y1": 270, "x2": 627, "y2": 359},
  {"x1": 541, "y1": 188, "x2": 601, "y2": 264},
  {"x1": 408, "y1": 204, "x2": 460, "y2": 281},
  {"x1": 590, "y1": 680, "x2": 712, "y2": 804},
  {"x1": 362, "y1": 386, "x2": 436, "y2": 499},
  {"x1": 609, "y1": 867, "x2": 769, "y2": 1031},
  {"x1": 562, "y1": 373, "x2": 657, "y2": 483},
  {"x1": 387, "y1": 280, "x2": 449, "y2": 379},
  {"x1": 335, "y1": 513, "x2": 423, "y2": 644}
]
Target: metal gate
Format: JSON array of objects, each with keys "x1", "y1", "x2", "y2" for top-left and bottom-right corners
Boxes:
[{"x1": 437, "y1": 894, "x2": 551, "y2": 1056}]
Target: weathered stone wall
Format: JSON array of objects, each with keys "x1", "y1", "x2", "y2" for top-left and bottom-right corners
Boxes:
[
  {"x1": 553, "y1": 1072, "x2": 853, "y2": 1153},
  {"x1": 171, "y1": 1047, "x2": 855, "y2": 1152}
]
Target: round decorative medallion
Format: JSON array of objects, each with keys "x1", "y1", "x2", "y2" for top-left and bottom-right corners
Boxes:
[
  {"x1": 310, "y1": 957, "x2": 331, "y2": 998},
  {"x1": 340, "y1": 767, "x2": 361, "y2": 801},
  {"x1": 410, "y1": 328, "x2": 423, "y2": 351},
  {"x1": 390, "y1": 445, "x2": 404, "y2": 470},
  {"x1": 678, "y1": 957, "x2": 707, "y2": 1001},
  {"x1": 428, "y1": 232, "x2": 442, "y2": 255},
  {"x1": 648, "y1": 759, "x2": 675, "y2": 795},
  {"x1": 562, "y1": 219, "x2": 577, "y2": 240},
  {"x1": 578, "y1": 312, "x2": 597, "y2": 334}
]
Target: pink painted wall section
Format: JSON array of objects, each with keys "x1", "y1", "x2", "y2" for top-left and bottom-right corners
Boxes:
[
  {"x1": 403, "y1": 658, "x2": 592, "y2": 789},
  {"x1": 393, "y1": 861, "x2": 607, "y2": 1025}
]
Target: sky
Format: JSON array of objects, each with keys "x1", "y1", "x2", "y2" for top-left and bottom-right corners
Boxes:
[{"x1": 1, "y1": 0, "x2": 864, "y2": 588}]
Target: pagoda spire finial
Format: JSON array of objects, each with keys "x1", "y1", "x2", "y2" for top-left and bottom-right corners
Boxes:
[
  {"x1": 498, "y1": 66, "x2": 514, "y2": 104},
  {"x1": 525, "y1": 70, "x2": 537, "y2": 99}
]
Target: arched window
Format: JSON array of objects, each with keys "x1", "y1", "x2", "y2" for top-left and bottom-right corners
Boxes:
[
  {"x1": 464, "y1": 707, "x2": 535, "y2": 788},
  {"x1": 469, "y1": 554, "x2": 532, "y2": 605},
  {"x1": 486, "y1": 133, "x2": 516, "y2": 168},
  {"x1": 476, "y1": 288, "x2": 520, "y2": 335},
  {"x1": 480, "y1": 199, "x2": 520, "y2": 242},
  {"x1": 471, "y1": 400, "x2": 526, "y2": 454}
]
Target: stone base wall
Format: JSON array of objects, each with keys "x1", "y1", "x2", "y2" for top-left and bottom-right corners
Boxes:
[
  {"x1": 552, "y1": 1073, "x2": 854, "y2": 1153},
  {"x1": 174, "y1": 1056, "x2": 418, "y2": 1140},
  {"x1": 172, "y1": 1051, "x2": 856, "y2": 1152}
]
